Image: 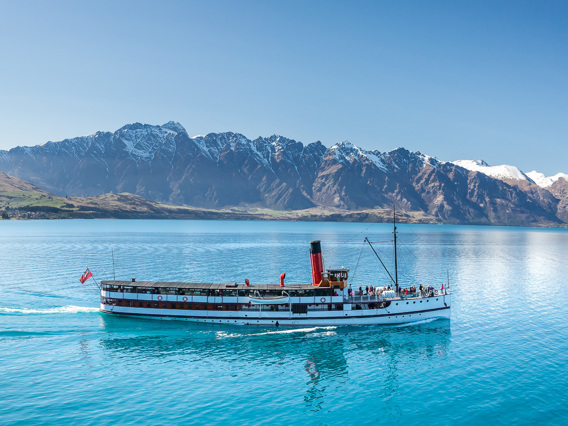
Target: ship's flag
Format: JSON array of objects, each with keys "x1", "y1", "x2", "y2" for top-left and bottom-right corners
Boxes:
[{"x1": 80, "y1": 268, "x2": 93, "y2": 284}]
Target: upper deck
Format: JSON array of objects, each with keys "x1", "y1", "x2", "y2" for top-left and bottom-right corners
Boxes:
[{"x1": 100, "y1": 280, "x2": 319, "y2": 291}]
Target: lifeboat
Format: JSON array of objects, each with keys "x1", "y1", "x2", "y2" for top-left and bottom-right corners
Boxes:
[{"x1": 248, "y1": 295, "x2": 290, "y2": 305}]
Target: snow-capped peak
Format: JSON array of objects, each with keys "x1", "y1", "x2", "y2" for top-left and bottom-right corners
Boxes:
[
  {"x1": 161, "y1": 121, "x2": 187, "y2": 134},
  {"x1": 330, "y1": 141, "x2": 370, "y2": 165},
  {"x1": 452, "y1": 160, "x2": 528, "y2": 181},
  {"x1": 466, "y1": 159, "x2": 489, "y2": 167},
  {"x1": 329, "y1": 142, "x2": 446, "y2": 173},
  {"x1": 526, "y1": 171, "x2": 568, "y2": 188}
]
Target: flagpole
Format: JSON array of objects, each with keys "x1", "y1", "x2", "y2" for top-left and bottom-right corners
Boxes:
[
  {"x1": 86, "y1": 267, "x2": 101, "y2": 290},
  {"x1": 111, "y1": 248, "x2": 116, "y2": 281},
  {"x1": 91, "y1": 275, "x2": 101, "y2": 291}
]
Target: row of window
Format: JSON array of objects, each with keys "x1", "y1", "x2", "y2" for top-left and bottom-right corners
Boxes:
[
  {"x1": 102, "y1": 285, "x2": 337, "y2": 297},
  {"x1": 101, "y1": 299, "x2": 347, "y2": 312},
  {"x1": 103, "y1": 299, "x2": 244, "y2": 311}
]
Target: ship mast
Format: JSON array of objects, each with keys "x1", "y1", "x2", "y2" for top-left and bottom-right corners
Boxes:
[{"x1": 393, "y1": 206, "x2": 399, "y2": 295}]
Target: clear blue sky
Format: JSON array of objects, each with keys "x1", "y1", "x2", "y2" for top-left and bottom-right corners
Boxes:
[{"x1": 0, "y1": 0, "x2": 566, "y2": 174}]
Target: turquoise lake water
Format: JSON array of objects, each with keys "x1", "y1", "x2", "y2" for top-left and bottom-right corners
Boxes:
[{"x1": 1, "y1": 220, "x2": 567, "y2": 425}]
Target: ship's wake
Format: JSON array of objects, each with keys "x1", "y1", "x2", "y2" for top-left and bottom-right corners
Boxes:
[
  {"x1": 394, "y1": 317, "x2": 440, "y2": 328},
  {"x1": 246, "y1": 326, "x2": 337, "y2": 337},
  {"x1": 217, "y1": 326, "x2": 338, "y2": 339},
  {"x1": 0, "y1": 305, "x2": 99, "y2": 315}
]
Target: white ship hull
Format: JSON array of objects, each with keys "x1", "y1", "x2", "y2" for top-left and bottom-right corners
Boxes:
[{"x1": 100, "y1": 293, "x2": 450, "y2": 326}]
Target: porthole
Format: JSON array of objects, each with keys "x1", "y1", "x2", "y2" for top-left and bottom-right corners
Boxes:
[
  {"x1": 413, "y1": 301, "x2": 416, "y2": 304},
  {"x1": 406, "y1": 302, "x2": 409, "y2": 304},
  {"x1": 436, "y1": 298, "x2": 439, "y2": 301}
]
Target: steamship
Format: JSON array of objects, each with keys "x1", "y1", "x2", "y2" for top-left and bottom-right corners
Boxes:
[{"x1": 99, "y1": 217, "x2": 452, "y2": 326}]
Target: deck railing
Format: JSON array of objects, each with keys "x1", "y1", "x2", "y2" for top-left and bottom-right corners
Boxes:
[{"x1": 346, "y1": 289, "x2": 449, "y2": 303}]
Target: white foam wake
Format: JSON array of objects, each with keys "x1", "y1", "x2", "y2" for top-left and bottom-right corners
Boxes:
[
  {"x1": 0, "y1": 305, "x2": 99, "y2": 315},
  {"x1": 394, "y1": 318, "x2": 439, "y2": 328},
  {"x1": 249, "y1": 326, "x2": 337, "y2": 336},
  {"x1": 216, "y1": 326, "x2": 338, "y2": 339}
]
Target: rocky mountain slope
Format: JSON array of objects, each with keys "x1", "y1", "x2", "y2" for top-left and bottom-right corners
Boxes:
[
  {"x1": 0, "y1": 171, "x2": 440, "y2": 222},
  {"x1": 0, "y1": 122, "x2": 566, "y2": 226},
  {"x1": 451, "y1": 159, "x2": 567, "y2": 224}
]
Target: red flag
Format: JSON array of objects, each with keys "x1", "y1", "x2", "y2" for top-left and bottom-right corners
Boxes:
[{"x1": 80, "y1": 268, "x2": 93, "y2": 284}]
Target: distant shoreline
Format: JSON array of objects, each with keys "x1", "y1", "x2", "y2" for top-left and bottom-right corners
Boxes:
[{"x1": 1, "y1": 208, "x2": 566, "y2": 229}]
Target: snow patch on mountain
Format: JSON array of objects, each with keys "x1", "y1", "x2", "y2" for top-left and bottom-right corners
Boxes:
[
  {"x1": 330, "y1": 141, "x2": 389, "y2": 172},
  {"x1": 526, "y1": 171, "x2": 568, "y2": 188},
  {"x1": 329, "y1": 143, "x2": 446, "y2": 174},
  {"x1": 452, "y1": 160, "x2": 528, "y2": 181},
  {"x1": 330, "y1": 141, "x2": 358, "y2": 163},
  {"x1": 365, "y1": 151, "x2": 389, "y2": 172},
  {"x1": 416, "y1": 152, "x2": 443, "y2": 169},
  {"x1": 117, "y1": 123, "x2": 180, "y2": 162}
]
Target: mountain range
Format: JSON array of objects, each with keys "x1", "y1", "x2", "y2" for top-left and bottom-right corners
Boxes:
[{"x1": 0, "y1": 122, "x2": 566, "y2": 226}]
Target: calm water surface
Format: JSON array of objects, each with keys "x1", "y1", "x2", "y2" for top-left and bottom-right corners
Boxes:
[{"x1": 1, "y1": 220, "x2": 567, "y2": 425}]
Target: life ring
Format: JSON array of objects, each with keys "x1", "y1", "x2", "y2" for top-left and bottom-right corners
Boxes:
[
  {"x1": 320, "y1": 297, "x2": 326, "y2": 303},
  {"x1": 182, "y1": 296, "x2": 188, "y2": 302},
  {"x1": 157, "y1": 296, "x2": 163, "y2": 301}
]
